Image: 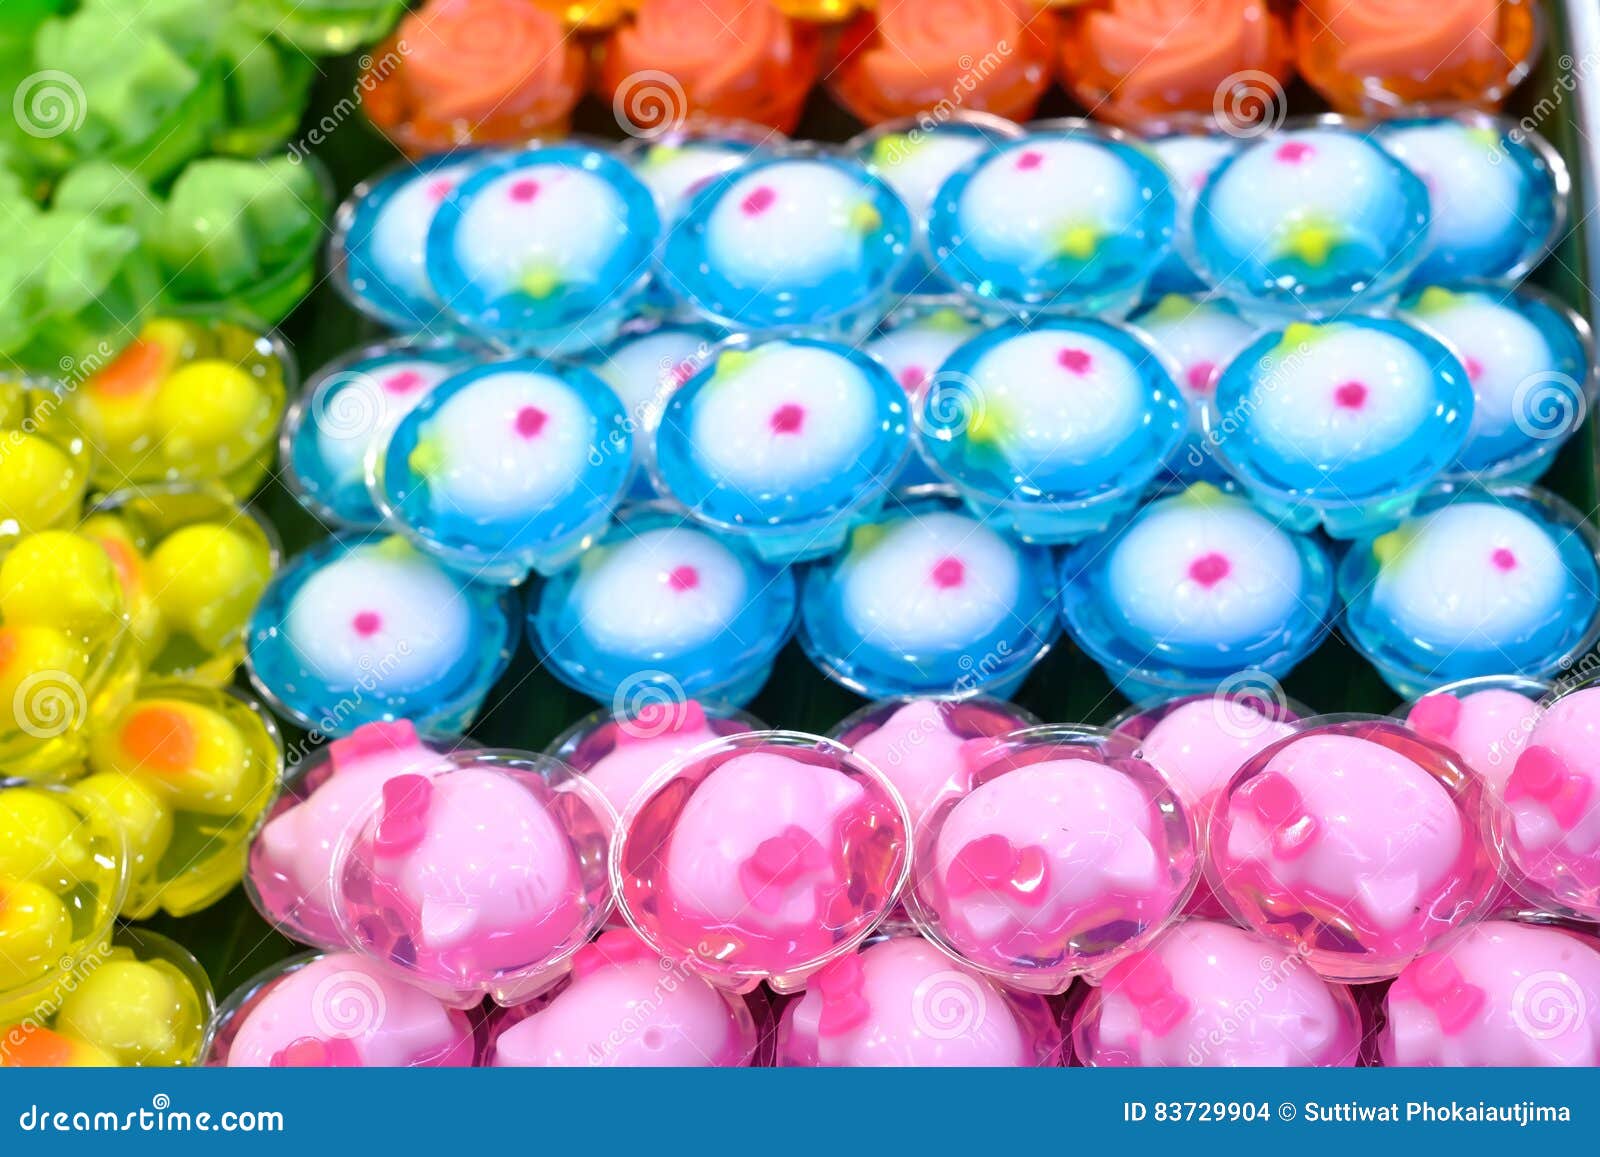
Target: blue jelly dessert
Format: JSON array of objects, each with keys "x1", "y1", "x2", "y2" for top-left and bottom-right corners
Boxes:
[
  {"x1": 281, "y1": 337, "x2": 481, "y2": 529},
  {"x1": 1401, "y1": 284, "x2": 1594, "y2": 484},
  {"x1": 658, "y1": 151, "x2": 912, "y2": 338},
  {"x1": 580, "y1": 321, "x2": 718, "y2": 499},
  {"x1": 246, "y1": 534, "x2": 517, "y2": 738},
  {"x1": 798, "y1": 489, "x2": 1061, "y2": 700},
  {"x1": 1340, "y1": 484, "x2": 1600, "y2": 698},
  {"x1": 861, "y1": 300, "x2": 984, "y2": 487},
  {"x1": 652, "y1": 336, "x2": 910, "y2": 564},
  {"x1": 1147, "y1": 130, "x2": 1241, "y2": 295},
  {"x1": 1190, "y1": 123, "x2": 1431, "y2": 320},
  {"x1": 1127, "y1": 294, "x2": 1262, "y2": 481},
  {"x1": 1060, "y1": 482, "x2": 1335, "y2": 703},
  {"x1": 426, "y1": 144, "x2": 660, "y2": 354},
  {"x1": 848, "y1": 112, "x2": 1024, "y2": 297},
  {"x1": 1207, "y1": 317, "x2": 1474, "y2": 538},
  {"x1": 329, "y1": 151, "x2": 487, "y2": 332},
  {"x1": 529, "y1": 503, "x2": 797, "y2": 709},
  {"x1": 1376, "y1": 114, "x2": 1567, "y2": 286},
  {"x1": 926, "y1": 124, "x2": 1176, "y2": 318},
  {"x1": 915, "y1": 318, "x2": 1185, "y2": 543},
  {"x1": 618, "y1": 121, "x2": 778, "y2": 224},
  {"x1": 373, "y1": 359, "x2": 632, "y2": 583}
]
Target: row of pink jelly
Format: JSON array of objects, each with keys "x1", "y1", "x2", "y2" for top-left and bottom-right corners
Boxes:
[
  {"x1": 241, "y1": 682, "x2": 1600, "y2": 1016},
  {"x1": 205, "y1": 916, "x2": 1600, "y2": 1067}
]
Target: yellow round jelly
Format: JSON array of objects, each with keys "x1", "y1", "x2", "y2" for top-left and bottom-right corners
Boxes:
[
  {"x1": 0, "y1": 432, "x2": 87, "y2": 535},
  {"x1": 0, "y1": 1023, "x2": 116, "y2": 1067},
  {"x1": 75, "y1": 329, "x2": 186, "y2": 453},
  {"x1": 146, "y1": 523, "x2": 271, "y2": 653},
  {"x1": 71, "y1": 772, "x2": 174, "y2": 884},
  {"x1": 79, "y1": 515, "x2": 162, "y2": 656},
  {"x1": 0, "y1": 531, "x2": 123, "y2": 634},
  {"x1": 0, "y1": 877, "x2": 73, "y2": 992},
  {"x1": 55, "y1": 958, "x2": 197, "y2": 1066},
  {"x1": 90, "y1": 698, "x2": 251, "y2": 816},
  {"x1": 0, "y1": 786, "x2": 94, "y2": 890},
  {"x1": 153, "y1": 361, "x2": 270, "y2": 470}
]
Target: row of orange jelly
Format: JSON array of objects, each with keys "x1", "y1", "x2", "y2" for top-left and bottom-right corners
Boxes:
[{"x1": 362, "y1": 0, "x2": 1543, "y2": 147}]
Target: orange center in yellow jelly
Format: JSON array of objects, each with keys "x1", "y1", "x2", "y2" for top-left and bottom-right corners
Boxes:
[
  {"x1": 120, "y1": 706, "x2": 198, "y2": 775},
  {"x1": 0, "y1": 1024, "x2": 78, "y2": 1067},
  {"x1": 89, "y1": 339, "x2": 167, "y2": 399}
]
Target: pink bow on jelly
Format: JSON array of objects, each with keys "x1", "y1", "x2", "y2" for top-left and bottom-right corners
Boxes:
[
  {"x1": 1507, "y1": 746, "x2": 1594, "y2": 831},
  {"x1": 374, "y1": 774, "x2": 433, "y2": 855},
  {"x1": 1103, "y1": 951, "x2": 1191, "y2": 1036},
  {"x1": 946, "y1": 834, "x2": 1050, "y2": 905},
  {"x1": 738, "y1": 825, "x2": 830, "y2": 915},
  {"x1": 1391, "y1": 953, "x2": 1486, "y2": 1035},
  {"x1": 330, "y1": 719, "x2": 420, "y2": 773},
  {"x1": 270, "y1": 1036, "x2": 363, "y2": 1067},
  {"x1": 813, "y1": 954, "x2": 871, "y2": 1038},
  {"x1": 1407, "y1": 694, "x2": 1462, "y2": 744},
  {"x1": 1237, "y1": 772, "x2": 1320, "y2": 860}
]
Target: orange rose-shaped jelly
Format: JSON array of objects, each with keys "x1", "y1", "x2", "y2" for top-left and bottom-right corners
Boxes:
[
  {"x1": 1059, "y1": 0, "x2": 1293, "y2": 129},
  {"x1": 1295, "y1": 0, "x2": 1539, "y2": 115},
  {"x1": 829, "y1": 0, "x2": 1057, "y2": 126},
  {"x1": 362, "y1": 0, "x2": 587, "y2": 154},
  {"x1": 599, "y1": 0, "x2": 820, "y2": 135}
]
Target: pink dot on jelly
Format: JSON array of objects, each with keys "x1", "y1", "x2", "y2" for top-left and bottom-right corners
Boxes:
[
  {"x1": 1464, "y1": 356, "x2": 1484, "y2": 382},
  {"x1": 1276, "y1": 141, "x2": 1315, "y2": 164},
  {"x1": 668, "y1": 565, "x2": 700, "y2": 592},
  {"x1": 741, "y1": 186, "x2": 777, "y2": 216},
  {"x1": 384, "y1": 370, "x2": 424, "y2": 395},
  {"x1": 427, "y1": 180, "x2": 453, "y2": 201},
  {"x1": 1015, "y1": 150, "x2": 1044, "y2": 172},
  {"x1": 515, "y1": 406, "x2": 548, "y2": 438},
  {"x1": 509, "y1": 179, "x2": 541, "y2": 203},
  {"x1": 1491, "y1": 548, "x2": 1517, "y2": 571},
  {"x1": 769, "y1": 403, "x2": 805, "y2": 434},
  {"x1": 898, "y1": 366, "x2": 927, "y2": 392},
  {"x1": 1186, "y1": 361, "x2": 1218, "y2": 394},
  {"x1": 1333, "y1": 381, "x2": 1368, "y2": 410},
  {"x1": 352, "y1": 611, "x2": 383, "y2": 637},
  {"x1": 1058, "y1": 348, "x2": 1093, "y2": 375},
  {"x1": 1188, "y1": 552, "x2": 1231, "y2": 587},
  {"x1": 931, "y1": 556, "x2": 966, "y2": 589}
]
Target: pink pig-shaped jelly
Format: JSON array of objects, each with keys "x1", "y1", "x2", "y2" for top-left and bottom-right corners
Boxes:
[
  {"x1": 665, "y1": 752, "x2": 866, "y2": 937},
  {"x1": 368, "y1": 768, "x2": 587, "y2": 974}
]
